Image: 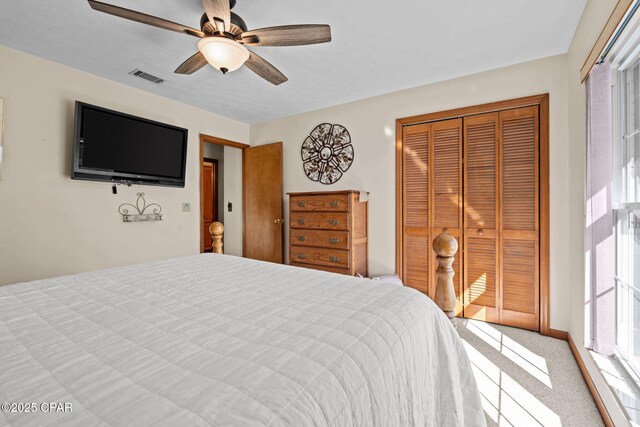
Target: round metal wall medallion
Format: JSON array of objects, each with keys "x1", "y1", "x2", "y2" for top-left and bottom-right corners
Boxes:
[{"x1": 301, "y1": 123, "x2": 354, "y2": 185}]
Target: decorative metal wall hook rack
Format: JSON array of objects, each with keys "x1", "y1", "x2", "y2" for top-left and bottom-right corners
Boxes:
[{"x1": 118, "y1": 193, "x2": 163, "y2": 222}]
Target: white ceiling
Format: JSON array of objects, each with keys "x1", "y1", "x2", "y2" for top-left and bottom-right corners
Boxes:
[{"x1": 0, "y1": 0, "x2": 586, "y2": 123}]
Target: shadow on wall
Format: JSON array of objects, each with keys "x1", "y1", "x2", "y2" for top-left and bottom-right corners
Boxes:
[{"x1": 64, "y1": 99, "x2": 76, "y2": 177}]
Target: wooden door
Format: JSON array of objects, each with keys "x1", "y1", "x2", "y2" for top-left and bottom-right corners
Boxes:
[
  {"x1": 243, "y1": 142, "x2": 284, "y2": 263},
  {"x1": 499, "y1": 106, "x2": 539, "y2": 330},
  {"x1": 429, "y1": 119, "x2": 463, "y2": 315},
  {"x1": 201, "y1": 159, "x2": 218, "y2": 253},
  {"x1": 463, "y1": 113, "x2": 500, "y2": 323},
  {"x1": 462, "y1": 108, "x2": 539, "y2": 330},
  {"x1": 402, "y1": 123, "x2": 431, "y2": 294},
  {"x1": 402, "y1": 118, "x2": 463, "y2": 312}
]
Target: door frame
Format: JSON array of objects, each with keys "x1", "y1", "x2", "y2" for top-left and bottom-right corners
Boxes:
[
  {"x1": 199, "y1": 133, "x2": 249, "y2": 254},
  {"x1": 395, "y1": 94, "x2": 551, "y2": 335}
]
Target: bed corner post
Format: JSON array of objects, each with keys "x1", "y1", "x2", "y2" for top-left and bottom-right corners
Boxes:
[
  {"x1": 432, "y1": 232, "x2": 458, "y2": 327},
  {"x1": 209, "y1": 222, "x2": 224, "y2": 254}
]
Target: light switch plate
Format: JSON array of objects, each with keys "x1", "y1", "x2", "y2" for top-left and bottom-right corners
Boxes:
[{"x1": 182, "y1": 202, "x2": 191, "y2": 212}]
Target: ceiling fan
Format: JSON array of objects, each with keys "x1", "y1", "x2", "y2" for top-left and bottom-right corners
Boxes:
[{"x1": 87, "y1": 0, "x2": 332, "y2": 85}]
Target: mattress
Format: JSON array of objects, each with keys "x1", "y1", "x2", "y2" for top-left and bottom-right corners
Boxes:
[{"x1": 0, "y1": 254, "x2": 485, "y2": 426}]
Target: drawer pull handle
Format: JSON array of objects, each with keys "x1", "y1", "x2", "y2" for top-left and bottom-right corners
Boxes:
[
  {"x1": 297, "y1": 236, "x2": 306, "y2": 242},
  {"x1": 328, "y1": 238, "x2": 340, "y2": 244},
  {"x1": 329, "y1": 256, "x2": 340, "y2": 263},
  {"x1": 298, "y1": 201, "x2": 306, "y2": 207},
  {"x1": 297, "y1": 218, "x2": 306, "y2": 225},
  {"x1": 328, "y1": 219, "x2": 339, "y2": 226},
  {"x1": 297, "y1": 253, "x2": 306, "y2": 259},
  {"x1": 329, "y1": 200, "x2": 340, "y2": 207}
]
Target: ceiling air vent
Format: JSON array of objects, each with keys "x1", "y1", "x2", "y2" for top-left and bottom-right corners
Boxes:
[{"x1": 129, "y1": 69, "x2": 164, "y2": 84}]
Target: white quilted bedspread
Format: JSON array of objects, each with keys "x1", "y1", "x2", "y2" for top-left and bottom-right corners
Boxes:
[{"x1": 0, "y1": 254, "x2": 485, "y2": 427}]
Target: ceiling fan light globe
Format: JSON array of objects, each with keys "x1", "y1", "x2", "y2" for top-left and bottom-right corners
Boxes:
[{"x1": 197, "y1": 37, "x2": 249, "y2": 73}]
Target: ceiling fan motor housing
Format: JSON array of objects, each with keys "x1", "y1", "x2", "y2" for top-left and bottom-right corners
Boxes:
[{"x1": 200, "y1": 12, "x2": 247, "y2": 36}]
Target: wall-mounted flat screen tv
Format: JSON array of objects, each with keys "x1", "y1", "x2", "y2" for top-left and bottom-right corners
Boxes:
[{"x1": 72, "y1": 102, "x2": 188, "y2": 187}]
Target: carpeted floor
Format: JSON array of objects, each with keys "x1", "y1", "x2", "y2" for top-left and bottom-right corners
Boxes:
[{"x1": 458, "y1": 319, "x2": 603, "y2": 427}]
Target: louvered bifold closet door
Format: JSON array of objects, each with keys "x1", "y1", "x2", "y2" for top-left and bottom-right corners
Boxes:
[
  {"x1": 430, "y1": 119, "x2": 463, "y2": 315},
  {"x1": 499, "y1": 106, "x2": 539, "y2": 330},
  {"x1": 402, "y1": 123, "x2": 431, "y2": 294},
  {"x1": 463, "y1": 113, "x2": 500, "y2": 323}
]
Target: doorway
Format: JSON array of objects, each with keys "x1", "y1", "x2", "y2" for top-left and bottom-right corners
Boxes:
[
  {"x1": 199, "y1": 135, "x2": 284, "y2": 263},
  {"x1": 199, "y1": 134, "x2": 248, "y2": 254}
]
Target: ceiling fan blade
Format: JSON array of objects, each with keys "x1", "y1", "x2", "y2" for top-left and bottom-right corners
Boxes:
[
  {"x1": 202, "y1": 0, "x2": 231, "y2": 33},
  {"x1": 242, "y1": 24, "x2": 331, "y2": 47},
  {"x1": 88, "y1": 0, "x2": 204, "y2": 37},
  {"x1": 175, "y1": 52, "x2": 209, "y2": 75},
  {"x1": 244, "y1": 51, "x2": 288, "y2": 85}
]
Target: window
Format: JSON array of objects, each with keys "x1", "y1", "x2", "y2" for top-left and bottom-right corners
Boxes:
[{"x1": 615, "y1": 52, "x2": 640, "y2": 377}]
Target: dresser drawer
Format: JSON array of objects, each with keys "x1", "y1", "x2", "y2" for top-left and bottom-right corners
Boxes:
[
  {"x1": 290, "y1": 229, "x2": 349, "y2": 250},
  {"x1": 290, "y1": 262, "x2": 350, "y2": 275},
  {"x1": 290, "y1": 194, "x2": 350, "y2": 212},
  {"x1": 290, "y1": 246, "x2": 349, "y2": 268},
  {"x1": 290, "y1": 212, "x2": 349, "y2": 230}
]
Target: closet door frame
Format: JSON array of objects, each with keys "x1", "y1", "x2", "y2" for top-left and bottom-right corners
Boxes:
[{"x1": 395, "y1": 94, "x2": 550, "y2": 335}]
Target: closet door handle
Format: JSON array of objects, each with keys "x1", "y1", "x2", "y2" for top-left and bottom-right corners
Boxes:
[{"x1": 477, "y1": 229, "x2": 484, "y2": 236}]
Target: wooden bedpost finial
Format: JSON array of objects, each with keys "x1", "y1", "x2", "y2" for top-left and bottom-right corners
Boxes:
[
  {"x1": 433, "y1": 231, "x2": 458, "y2": 327},
  {"x1": 209, "y1": 222, "x2": 224, "y2": 254}
]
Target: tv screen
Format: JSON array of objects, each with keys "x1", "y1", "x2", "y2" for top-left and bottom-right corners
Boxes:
[{"x1": 72, "y1": 102, "x2": 188, "y2": 187}]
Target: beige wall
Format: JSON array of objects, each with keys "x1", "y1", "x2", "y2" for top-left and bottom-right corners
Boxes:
[
  {"x1": 251, "y1": 54, "x2": 571, "y2": 330},
  {"x1": 0, "y1": 45, "x2": 249, "y2": 286},
  {"x1": 221, "y1": 146, "x2": 243, "y2": 255}
]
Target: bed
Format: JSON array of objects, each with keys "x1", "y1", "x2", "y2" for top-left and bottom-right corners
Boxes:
[{"x1": 0, "y1": 254, "x2": 485, "y2": 426}]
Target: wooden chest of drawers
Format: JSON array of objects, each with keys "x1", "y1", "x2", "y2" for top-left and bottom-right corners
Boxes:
[{"x1": 288, "y1": 190, "x2": 368, "y2": 276}]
